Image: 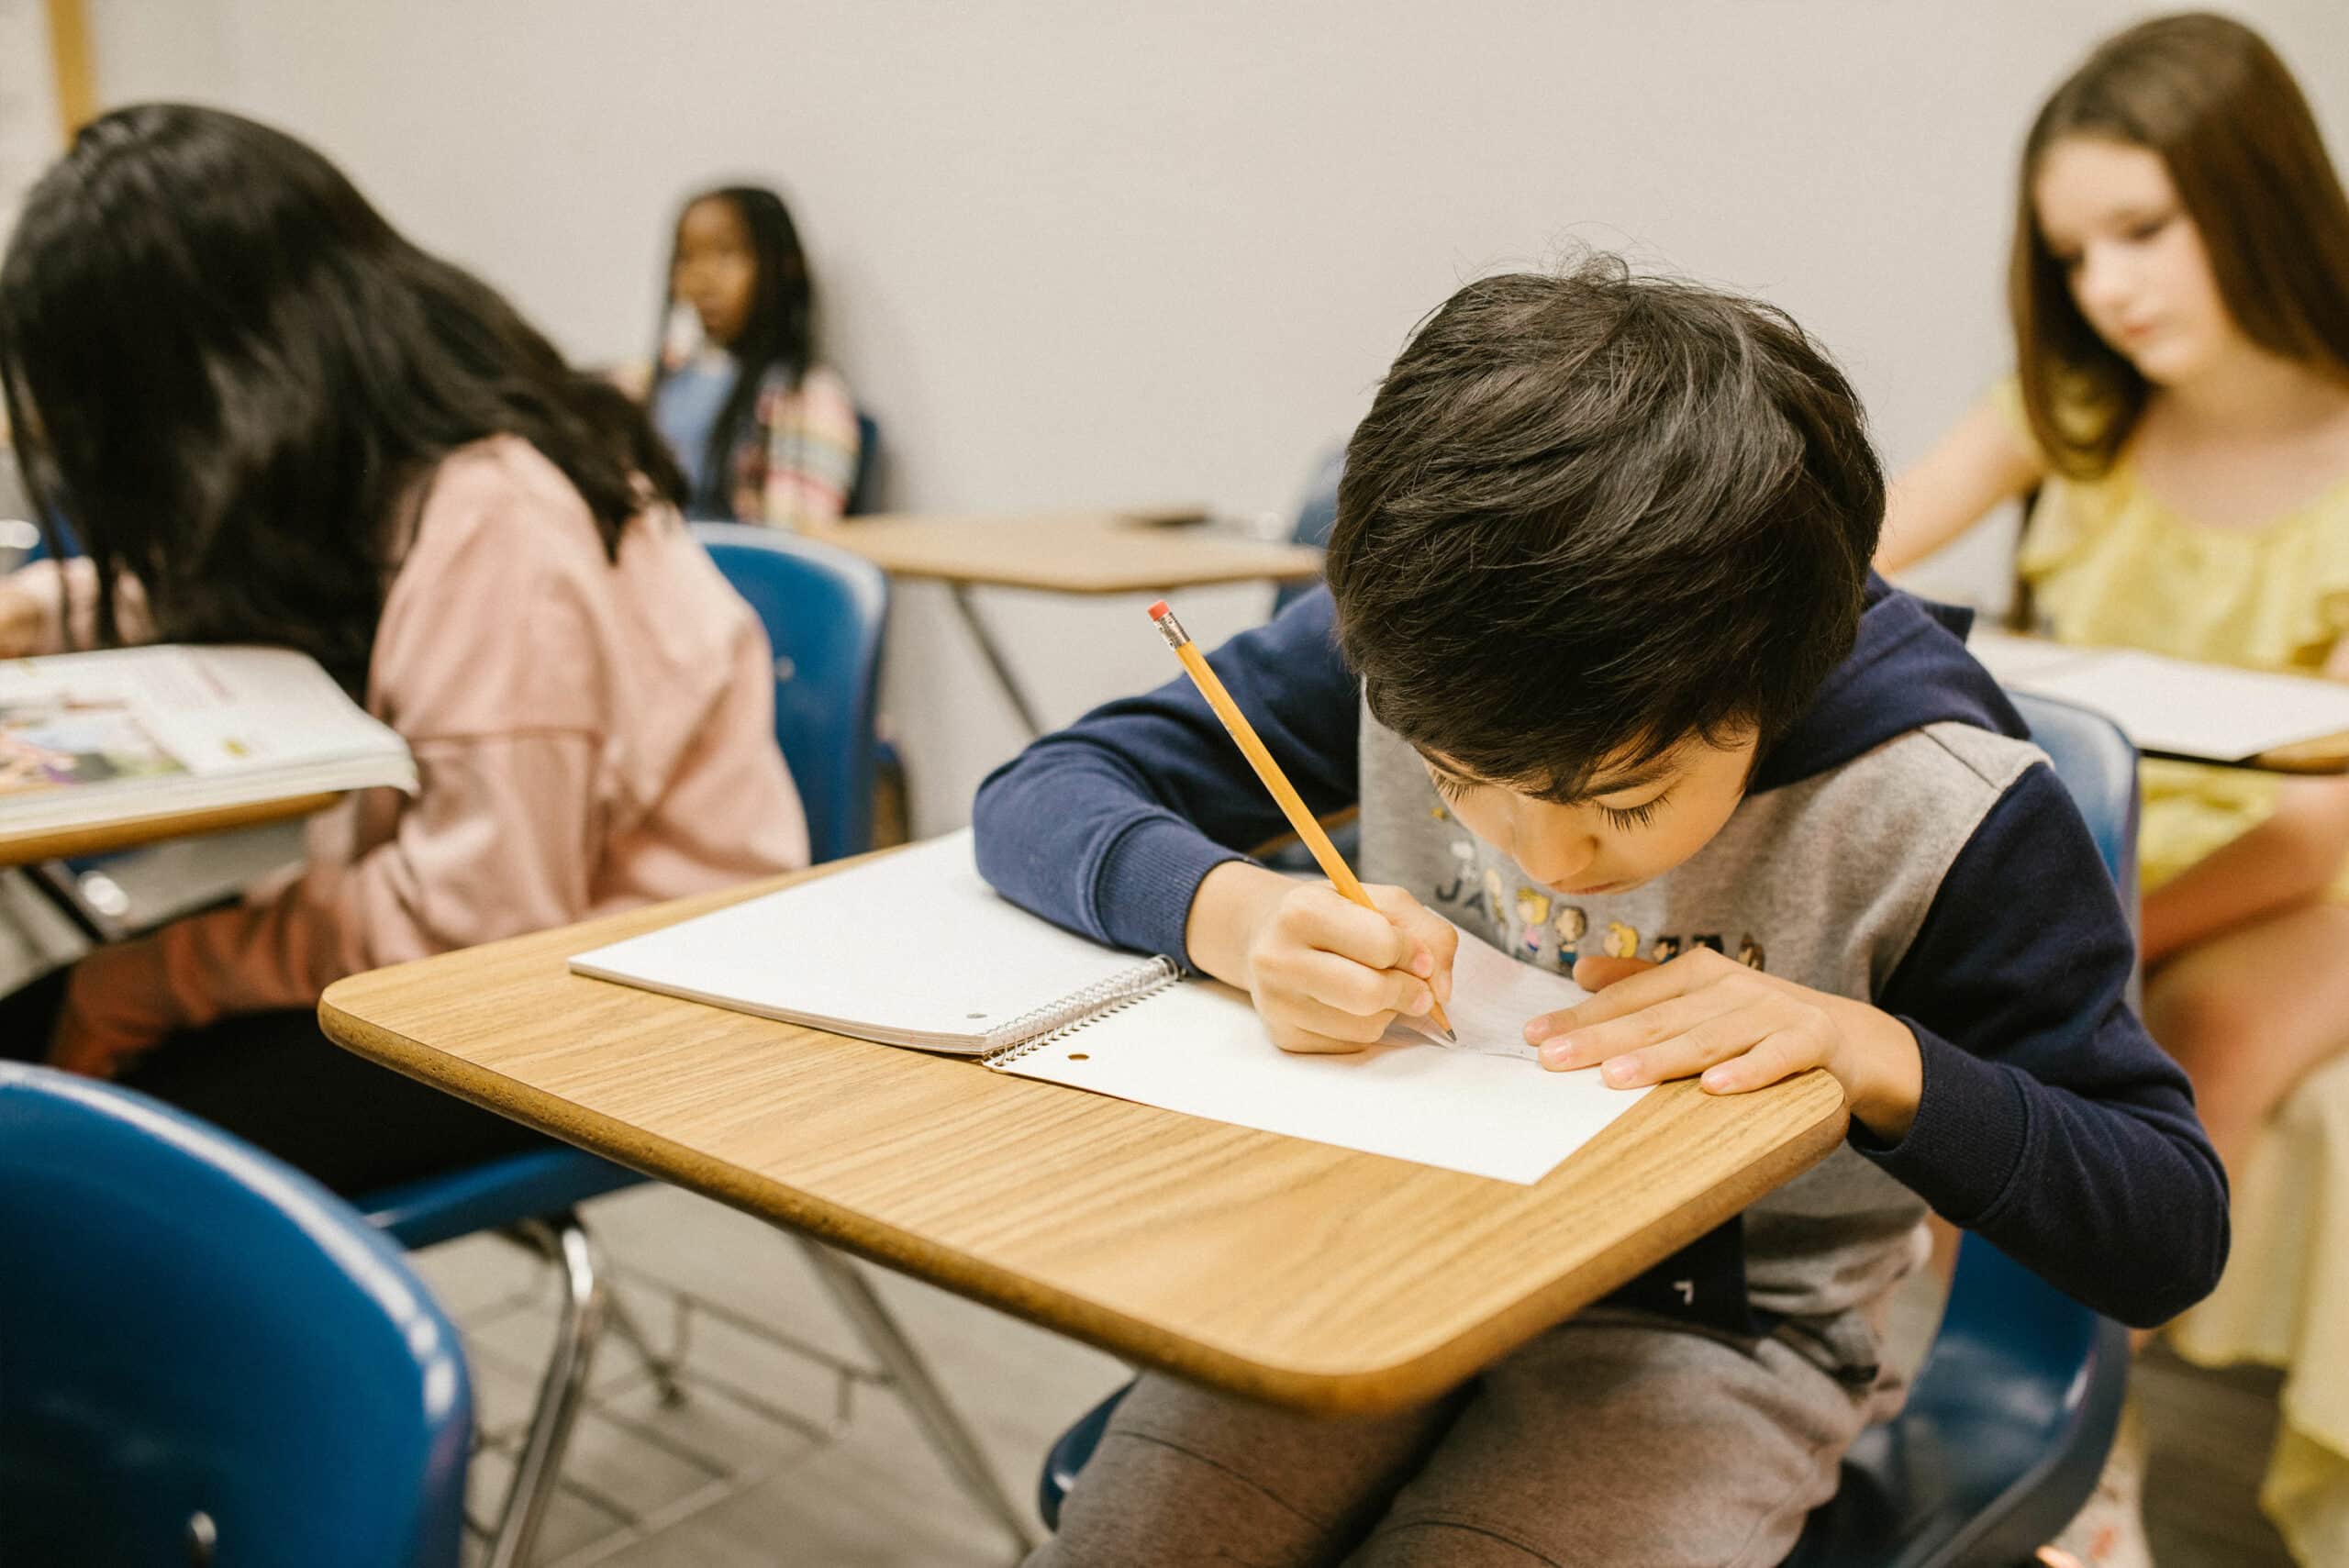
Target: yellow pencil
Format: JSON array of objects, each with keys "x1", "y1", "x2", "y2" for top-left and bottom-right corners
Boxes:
[{"x1": 1147, "y1": 598, "x2": 1457, "y2": 1042}]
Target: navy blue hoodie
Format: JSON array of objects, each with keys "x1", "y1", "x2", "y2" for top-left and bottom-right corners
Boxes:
[{"x1": 974, "y1": 581, "x2": 2228, "y2": 1329}]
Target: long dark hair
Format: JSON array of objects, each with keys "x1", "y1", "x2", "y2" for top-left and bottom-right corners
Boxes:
[
  {"x1": 2011, "y1": 12, "x2": 2349, "y2": 476},
  {"x1": 653, "y1": 185, "x2": 816, "y2": 503},
  {"x1": 1329, "y1": 261, "x2": 1879, "y2": 798},
  {"x1": 0, "y1": 103, "x2": 683, "y2": 691}
]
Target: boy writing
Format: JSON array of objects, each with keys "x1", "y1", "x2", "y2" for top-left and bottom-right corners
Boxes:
[{"x1": 974, "y1": 257, "x2": 2226, "y2": 1567}]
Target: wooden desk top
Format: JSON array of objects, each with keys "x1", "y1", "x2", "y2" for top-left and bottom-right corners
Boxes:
[
  {"x1": 805, "y1": 509, "x2": 1325, "y2": 595},
  {"x1": 0, "y1": 792, "x2": 340, "y2": 869},
  {"x1": 2241, "y1": 732, "x2": 2349, "y2": 774},
  {"x1": 320, "y1": 862, "x2": 1848, "y2": 1414}
]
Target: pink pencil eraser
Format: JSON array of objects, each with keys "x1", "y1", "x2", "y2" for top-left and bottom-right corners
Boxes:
[{"x1": 1146, "y1": 599, "x2": 1170, "y2": 620}]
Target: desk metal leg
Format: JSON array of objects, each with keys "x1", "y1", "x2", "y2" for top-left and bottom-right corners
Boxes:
[
  {"x1": 24, "y1": 862, "x2": 118, "y2": 946},
  {"x1": 485, "y1": 1215, "x2": 606, "y2": 1568},
  {"x1": 799, "y1": 1240, "x2": 1041, "y2": 1555},
  {"x1": 947, "y1": 581, "x2": 1048, "y2": 740}
]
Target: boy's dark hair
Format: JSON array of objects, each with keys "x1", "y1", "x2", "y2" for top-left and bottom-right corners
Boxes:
[{"x1": 1324, "y1": 255, "x2": 1883, "y2": 800}]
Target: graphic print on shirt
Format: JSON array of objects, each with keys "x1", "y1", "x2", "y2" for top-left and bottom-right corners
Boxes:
[
  {"x1": 1513, "y1": 887, "x2": 1551, "y2": 961},
  {"x1": 1392, "y1": 800, "x2": 1765, "y2": 976},
  {"x1": 1431, "y1": 840, "x2": 1479, "y2": 907},
  {"x1": 1553, "y1": 906, "x2": 1587, "y2": 969}
]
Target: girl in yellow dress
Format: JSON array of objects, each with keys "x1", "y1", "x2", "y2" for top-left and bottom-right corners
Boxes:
[{"x1": 1879, "y1": 16, "x2": 2349, "y2": 1564}]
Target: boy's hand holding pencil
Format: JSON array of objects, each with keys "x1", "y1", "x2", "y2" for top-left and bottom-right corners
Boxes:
[
  {"x1": 1150, "y1": 598, "x2": 1462, "y2": 1052},
  {"x1": 1188, "y1": 863, "x2": 1460, "y2": 1054}
]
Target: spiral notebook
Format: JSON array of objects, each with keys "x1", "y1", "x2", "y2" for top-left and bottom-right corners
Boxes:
[{"x1": 568, "y1": 831, "x2": 1652, "y2": 1184}]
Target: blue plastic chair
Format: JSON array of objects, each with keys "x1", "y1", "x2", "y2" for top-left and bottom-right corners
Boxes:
[
  {"x1": 844, "y1": 412, "x2": 911, "y2": 829},
  {"x1": 695, "y1": 521, "x2": 888, "y2": 864},
  {"x1": 348, "y1": 517, "x2": 972, "y2": 1566},
  {"x1": 1040, "y1": 691, "x2": 2138, "y2": 1568},
  {"x1": 1265, "y1": 446, "x2": 1351, "y2": 870},
  {"x1": 1778, "y1": 691, "x2": 2136, "y2": 1568},
  {"x1": 703, "y1": 521, "x2": 1034, "y2": 1547},
  {"x1": 1271, "y1": 445, "x2": 1342, "y2": 616},
  {"x1": 0, "y1": 1062, "x2": 472, "y2": 1568},
  {"x1": 847, "y1": 411, "x2": 883, "y2": 517}
]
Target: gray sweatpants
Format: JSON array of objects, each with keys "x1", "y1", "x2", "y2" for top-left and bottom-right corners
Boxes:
[{"x1": 1029, "y1": 1307, "x2": 1898, "y2": 1568}]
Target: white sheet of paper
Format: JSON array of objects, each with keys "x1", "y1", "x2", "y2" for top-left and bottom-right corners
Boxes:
[
  {"x1": 573, "y1": 834, "x2": 1648, "y2": 1184},
  {"x1": 1968, "y1": 629, "x2": 2349, "y2": 760},
  {"x1": 1002, "y1": 929, "x2": 1646, "y2": 1185},
  {"x1": 1965, "y1": 630, "x2": 2100, "y2": 687}
]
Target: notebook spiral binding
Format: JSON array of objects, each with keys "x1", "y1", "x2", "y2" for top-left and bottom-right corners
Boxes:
[{"x1": 981, "y1": 954, "x2": 1181, "y2": 1068}]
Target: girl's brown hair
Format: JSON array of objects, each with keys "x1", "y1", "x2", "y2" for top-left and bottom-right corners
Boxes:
[{"x1": 2011, "y1": 11, "x2": 2349, "y2": 476}]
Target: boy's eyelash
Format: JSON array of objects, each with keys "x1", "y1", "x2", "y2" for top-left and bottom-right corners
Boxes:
[
  {"x1": 1429, "y1": 769, "x2": 1667, "y2": 826},
  {"x1": 1598, "y1": 795, "x2": 1668, "y2": 830}
]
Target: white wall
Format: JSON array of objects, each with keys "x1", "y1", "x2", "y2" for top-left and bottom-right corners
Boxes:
[
  {"x1": 83, "y1": 0, "x2": 2349, "y2": 831},
  {"x1": 0, "y1": 0, "x2": 65, "y2": 248}
]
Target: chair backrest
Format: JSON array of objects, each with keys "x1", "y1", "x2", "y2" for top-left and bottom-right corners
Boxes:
[
  {"x1": 11, "y1": 509, "x2": 75, "y2": 567},
  {"x1": 1786, "y1": 687, "x2": 2139, "y2": 1566},
  {"x1": 1271, "y1": 446, "x2": 1344, "y2": 615},
  {"x1": 693, "y1": 520, "x2": 889, "y2": 862},
  {"x1": 0, "y1": 1062, "x2": 471, "y2": 1568},
  {"x1": 847, "y1": 411, "x2": 883, "y2": 517},
  {"x1": 2007, "y1": 690, "x2": 2139, "y2": 900}
]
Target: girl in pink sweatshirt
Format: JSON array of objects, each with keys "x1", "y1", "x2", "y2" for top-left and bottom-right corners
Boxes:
[{"x1": 0, "y1": 105, "x2": 809, "y2": 1191}]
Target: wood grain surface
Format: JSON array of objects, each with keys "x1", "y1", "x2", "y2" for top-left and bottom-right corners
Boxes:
[
  {"x1": 0, "y1": 792, "x2": 339, "y2": 869},
  {"x1": 321, "y1": 857, "x2": 1848, "y2": 1412},
  {"x1": 804, "y1": 509, "x2": 1324, "y2": 594}
]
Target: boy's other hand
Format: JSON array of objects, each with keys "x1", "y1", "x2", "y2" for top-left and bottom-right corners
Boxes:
[
  {"x1": 1188, "y1": 862, "x2": 1457, "y2": 1055},
  {"x1": 1523, "y1": 948, "x2": 1922, "y2": 1140}
]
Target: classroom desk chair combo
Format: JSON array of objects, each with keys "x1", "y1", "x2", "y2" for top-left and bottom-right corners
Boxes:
[
  {"x1": 807, "y1": 505, "x2": 1323, "y2": 737},
  {"x1": 1033, "y1": 691, "x2": 2138, "y2": 1568},
  {"x1": 317, "y1": 684, "x2": 2142, "y2": 1568}
]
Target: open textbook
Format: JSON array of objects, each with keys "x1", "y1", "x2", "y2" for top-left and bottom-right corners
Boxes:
[
  {"x1": 570, "y1": 831, "x2": 1653, "y2": 1184},
  {"x1": 0, "y1": 645, "x2": 416, "y2": 834},
  {"x1": 1968, "y1": 628, "x2": 2349, "y2": 762}
]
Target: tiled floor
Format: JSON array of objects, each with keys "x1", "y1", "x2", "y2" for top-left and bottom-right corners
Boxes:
[
  {"x1": 405, "y1": 1182, "x2": 2300, "y2": 1568},
  {"x1": 0, "y1": 840, "x2": 2308, "y2": 1566},
  {"x1": 408, "y1": 1184, "x2": 1129, "y2": 1566}
]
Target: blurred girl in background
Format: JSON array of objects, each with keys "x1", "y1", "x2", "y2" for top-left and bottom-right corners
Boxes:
[
  {"x1": 647, "y1": 184, "x2": 861, "y2": 526},
  {"x1": 1877, "y1": 15, "x2": 2349, "y2": 1563}
]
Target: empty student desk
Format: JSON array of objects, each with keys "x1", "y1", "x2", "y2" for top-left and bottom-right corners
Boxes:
[
  {"x1": 318, "y1": 855, "x2": 1847, "y2": 1415},
  {"x1": 807, "y1": 509, "x2": 1323, "y2": 736}
]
